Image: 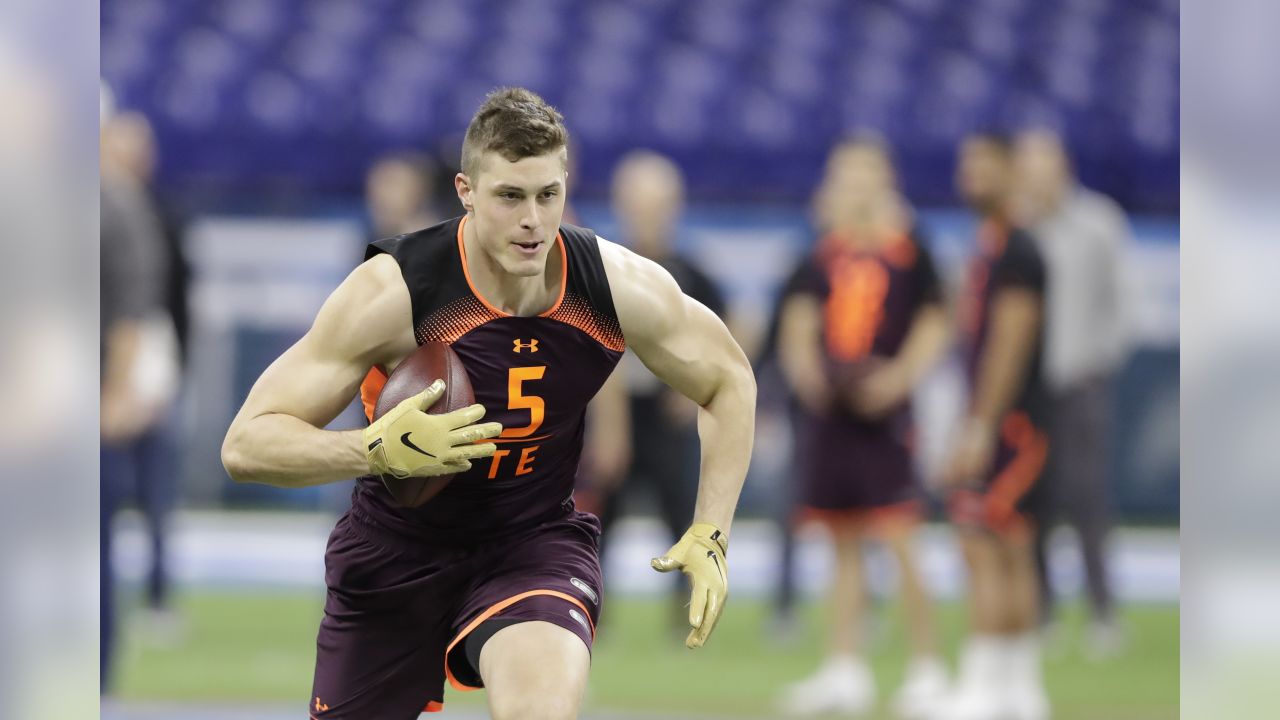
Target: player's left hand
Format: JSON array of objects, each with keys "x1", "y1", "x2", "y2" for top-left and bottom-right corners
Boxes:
[{"x1": 651, "y1": 522, "x2": 729, "y2": 649}]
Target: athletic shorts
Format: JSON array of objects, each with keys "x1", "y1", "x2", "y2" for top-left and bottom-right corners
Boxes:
[
  {"x1": 308, "y1": 506, "x2": 603, "y2": 719},
  {"x1": 948, "y1": 411, "x2": 1049, "y2": 535},
  {"x1": 795, "y1": 408, "x2": 922, "y2": 528}
]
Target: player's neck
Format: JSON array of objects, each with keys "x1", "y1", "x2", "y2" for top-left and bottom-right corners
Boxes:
[{"x1": 463, "y1": 219, "x2": 562, "y2": 316}]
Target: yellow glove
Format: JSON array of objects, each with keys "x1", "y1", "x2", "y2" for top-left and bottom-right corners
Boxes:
[
  {"x1": 651, "y1": 522, "x2": 729, "y2": 648},
  {"x1": 364, "y1": 379, "x2": 503, "y2": 478}
]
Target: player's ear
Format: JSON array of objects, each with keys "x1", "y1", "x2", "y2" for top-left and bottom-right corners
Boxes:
[{"x1": 455, "y1": 172, "x2": 474, "y2": 213}]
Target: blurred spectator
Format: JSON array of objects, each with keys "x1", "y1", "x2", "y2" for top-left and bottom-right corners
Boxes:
[
  {"x1": 1014, "y1": 129, "x2": 1131, "y2": 657},
  {"x1": 597, "y1": 151, "x2": 725, "y2": 630},
  {"x1": 941, "y1": 133, "x2": 1050, "y2": 720},
  {"x1": 365, "y1": 153, "x2": 443, "y2": 239},
  {"x1": 101, "y1": 109, "x2": 187, "y2": 638},
  {"x1": 100, "y1": 89, "x2": 178, "y2": 689},
  {"x1": 777, "y1": 138, "x2": 949, "y2": 718}
]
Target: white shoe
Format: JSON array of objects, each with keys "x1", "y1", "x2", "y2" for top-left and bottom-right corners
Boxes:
[
  {"x1": 1006, "y1": 685, "x2": 1049, "y2": 720},
  {"x1": 893, "y1": 656, "x2": 949, "y2": 719},
  {"x1": 1084, "y1": 619, "x2": 1126, "y2": 662},
  {"x1": 780, "y1": 655, "x2": 876, "y2": 716},
  {"x1": 1006, "y1": 632, "x2": 1050, "y2": 720},
  {"x1": 933, "y1": 686, "x2": 1008, "y2": 720},
  {"x1": 930, "y1": 637, "x2": 1005, "y2": 720}
]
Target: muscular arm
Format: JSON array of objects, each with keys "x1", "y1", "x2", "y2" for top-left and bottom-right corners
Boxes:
[
  {"x1": 601, "y1": 240, "x2": 756, "y2": 535},
  {"x1": 221, "y1": 254, "x2": 417, "y2": 487}
]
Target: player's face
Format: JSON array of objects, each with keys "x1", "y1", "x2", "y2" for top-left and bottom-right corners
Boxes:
[
  {"x1": 612, "y1": 162, "x2": 682, "y2": 247},
  {"x1": 460, "y1": 149, "x2": 567, "y2": 277},
  {"x1": 956, "y1": 139, "x2": 1010, "y2": 214}
]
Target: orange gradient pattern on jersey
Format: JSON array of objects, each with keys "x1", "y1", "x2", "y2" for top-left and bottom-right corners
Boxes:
[
  {"x1": 547, "y1": 292, "x2": 626, "y2": 352},
  {"x1": 824, "y1": 257, "x2": 890, "y2": 361},
  {"x1": 415, "y1": 296, "x2": 501, "y2": 345}
]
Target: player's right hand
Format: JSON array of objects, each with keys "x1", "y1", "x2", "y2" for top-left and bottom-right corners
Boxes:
[{"x1": 363, "y1": 380, "x2": 503, "y2": 479}]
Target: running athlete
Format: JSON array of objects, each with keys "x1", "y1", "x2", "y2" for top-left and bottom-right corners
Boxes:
[
  {"x1": 221, "y1": 87, "x2": 756, "y2": 720},
  {"x1": 939, "y1": 133, "x2": 1050, "y2": 720}
]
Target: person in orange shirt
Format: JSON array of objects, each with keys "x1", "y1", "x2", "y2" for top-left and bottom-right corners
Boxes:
[{"x1": 778, "y1": 138, "x2": 950, "y2": 718}]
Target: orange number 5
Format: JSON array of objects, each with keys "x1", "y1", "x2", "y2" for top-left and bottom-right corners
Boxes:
[{"x1": 500, "y1": 366, "x2": 546, "y2": 438}]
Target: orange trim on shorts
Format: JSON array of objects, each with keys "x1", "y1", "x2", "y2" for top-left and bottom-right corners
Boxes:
[
  {"x1": 949, "y1": 411, "x2": 1048, "y2": 534},
  {"x1": 456, "y1": 215, "x2": 567, "y2": 318},
  {"x1": 984, "y1": 412, "x2": 1048, "y2": 525},
  {"x1": 360, "y1": 365, "x2": 388, "y2": 422},
  {"x1": 444, "y1": 589, "x2": 595, "y2": 692},
  {"x1": 798, "y1": 500, "x2": 923, "y2": 534},
  {"x1": 423, "y1": 700, "x2": 445, "y2": 712}
]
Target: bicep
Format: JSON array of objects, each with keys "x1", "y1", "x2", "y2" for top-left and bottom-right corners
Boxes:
[
  {"x1": 232, "y1": 331, "x2": 371, "y2": 430},
  {"x1": 606, "y1": 239, "x2": 751, "y2": 407},
  {"x1": 230, "y1": 256, "x2": 414, "y2": 429},
  {"x1": 988, "y1": 288, "x2": 1041, "y2": 347},
  {"x1": 632, "y1": 293, "x2": 741, "y2": 406}
]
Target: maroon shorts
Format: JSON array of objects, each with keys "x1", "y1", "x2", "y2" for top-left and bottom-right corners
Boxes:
[
  {"x1": 308, "y1": 507, "x2": 603, "y2": 719},
  {"x1": 796, "y1": 409, "x2": 922, "y2": 528},
  {"x1": 948, "y1": 411, "x2": 1049, "y2": 536}
]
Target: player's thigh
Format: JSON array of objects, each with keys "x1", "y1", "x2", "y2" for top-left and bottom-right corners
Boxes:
[
  {"x1": 879, "y1": 520, "x2": 927, "y2": 579},
  {"x1": 958, "y1": 528, "x2": 1004, "y2": 584},
  {"x1": 479, "y1": 620, "x2": 590, "y2": 720}
]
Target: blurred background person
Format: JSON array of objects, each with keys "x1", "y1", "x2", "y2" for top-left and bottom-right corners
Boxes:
[
  {"x1": 101, "y1": 108, "x2": 189, "y2": 642},
  {"x1": 1013, "y1": 129, "x2": 1132, "y2": 658},
  {"x1": 597, "y1": 150, "x2": 726, "y2": 631},
  {"x1": 100, "y1": 85, "x2": 178, "y2": 690},
  {"x1": 364, "y1": 152, "x2": 443, "y2": 239},
  {"x1": 777, "y1": 138, "x2": 950, "y2": 718},
  {"x1": 942, "y1": 133, "x2": 1050, "y2": 720}
]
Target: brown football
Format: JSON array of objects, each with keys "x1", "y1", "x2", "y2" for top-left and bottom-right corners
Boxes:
[{"x1": 372, "y1": 341, "x2": 475, "y2": 507}]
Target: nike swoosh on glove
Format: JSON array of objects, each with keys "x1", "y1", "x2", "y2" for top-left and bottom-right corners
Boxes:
[{"x1": 651, "y1": 522, "x2": 729, "y2": 648}]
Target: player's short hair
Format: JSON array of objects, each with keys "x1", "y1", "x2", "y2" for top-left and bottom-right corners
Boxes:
[
  {"x1": 965, "y1": 130, "x2": 1015, "y2": 155},
  {"x1": 461, "y1": 87, "x2": 568, "y2": 179}
]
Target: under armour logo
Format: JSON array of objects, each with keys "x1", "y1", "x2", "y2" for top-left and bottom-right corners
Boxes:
[
  {"x1": 314, "y1": 697, "x2": 330, "y2": 712},
  {"x1": 513, "y1": 338, "x2": 539, "y2": 353}
]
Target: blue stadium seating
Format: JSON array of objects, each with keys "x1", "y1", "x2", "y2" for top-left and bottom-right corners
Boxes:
[{"x1": 101, "y1": 0, "x2": 1178, "y2": 212}]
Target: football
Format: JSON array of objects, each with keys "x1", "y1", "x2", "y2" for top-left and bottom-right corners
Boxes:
[{"x1": 372, "y1": 341, "x2": 476, "y2": 507}]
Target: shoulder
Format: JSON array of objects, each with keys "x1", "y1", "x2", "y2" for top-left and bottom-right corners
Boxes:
[
  {"x1": 597, "y1": 236, "x2": 685, "y2": 331},
  {"x1": 324, "y1": 254, "x2": 410, "y2": 330},
  {"x1": 597, "y1": 235, "x2": 664, "y2": 293},
  {"x1": 367, "y1": 216, "x2": 462, "y2": 262},
  {"x1": 994, "y1": 228, "x2": 1047, "y2": 289},
  {"x1": 1074, "y1": 188, "x2": 1129, "y2": 235}
]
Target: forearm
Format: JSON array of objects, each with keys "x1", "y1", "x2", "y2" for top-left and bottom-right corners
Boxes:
[
  {"x1": 894, "y1": 306, "x2": 948, "y2": 384},
  {"x1": 222, "y1": 413, "x2": 369, "y2": 488},
  {"x1": 970, "y1": 304, "x2": 1038, "y2": 427},
  {"x1": 778, "y1": 297, "x2": 829, "y2": 407},
  {"x1": 692, "y1": 366, "x2": 757, "y2": 536},
  {"x1": 102, "y1": 321, "x2": 142, "y2": 399}
]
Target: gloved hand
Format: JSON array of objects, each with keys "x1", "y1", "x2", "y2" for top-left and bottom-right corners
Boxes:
[
  {"x1": 364, "y1": 380, "x2": 503, "y2": 478},
  {"x1": 651, "y1": 522, "x2": 729, "y2": 648}
]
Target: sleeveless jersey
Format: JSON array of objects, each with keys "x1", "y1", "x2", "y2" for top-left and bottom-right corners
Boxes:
[
  {"x1": 958, "y1": 220, "x2": 1048, "y2": 425},
  {"x1": 794, "y1": 232, "x2": 941, "y2": 366},
  {"x1": 354, "y1": 216, "x2": 626, "y2": 543}
]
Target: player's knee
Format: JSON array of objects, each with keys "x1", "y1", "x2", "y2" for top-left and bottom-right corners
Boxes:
[{"x1": 489, "y1": 691, "x2": 579, "y2": 720}]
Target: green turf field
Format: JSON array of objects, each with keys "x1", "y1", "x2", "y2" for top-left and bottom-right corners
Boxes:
[{"x1": 115, "y1": 591, "x2": 1177, "y2": 719}]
